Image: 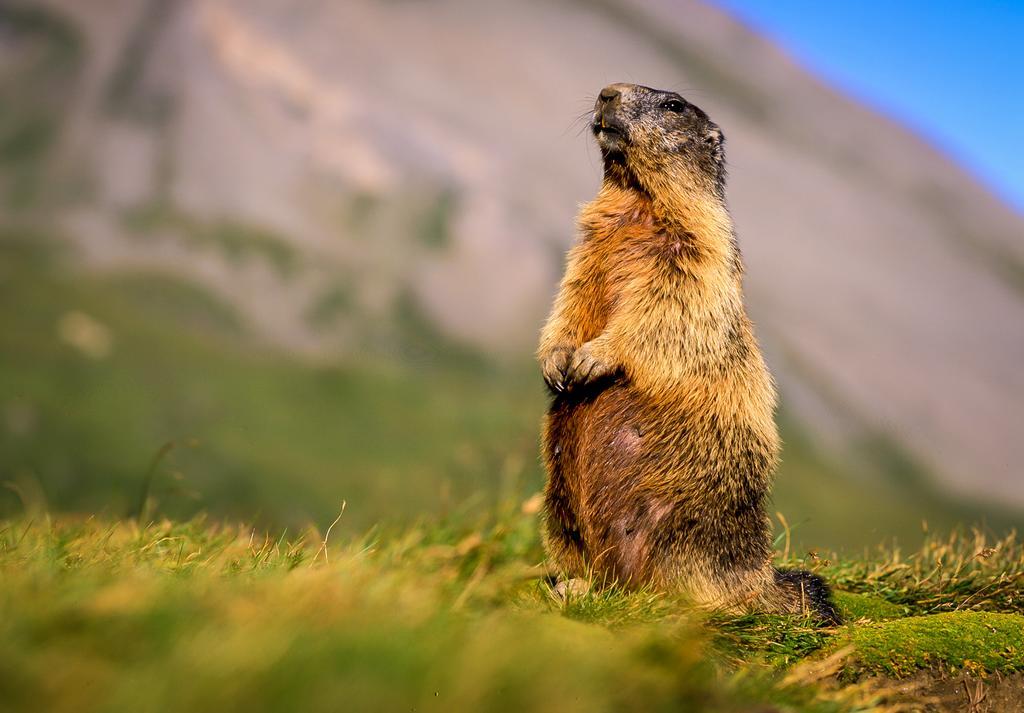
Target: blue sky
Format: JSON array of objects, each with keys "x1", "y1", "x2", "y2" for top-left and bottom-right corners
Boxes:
[{"x1": 714, "y1": 1, "x2": 1024, "y2": 213}]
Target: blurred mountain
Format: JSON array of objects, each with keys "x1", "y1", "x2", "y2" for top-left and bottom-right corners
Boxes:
[{"x1": 5, "y1": 0, "x2": 1024, "y2": 514}]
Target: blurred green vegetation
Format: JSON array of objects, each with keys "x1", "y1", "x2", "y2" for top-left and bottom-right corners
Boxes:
[
  {"x1": 2, "y1": 512, "x2": 1022, "y2": 713},
  {"x1": 415, "y1": 186, "x2": 458, "y2": 251},
  {"x1": 304, "y1": 281, "x2": 355, "y2": 329},
  {"x1": 0, "y1": 227, "x2": 542, "y2": 532},
  {"x1": 1, "y1": 224, "x2": 1020, "y2": 550},
  {"x1": 121, "y1": 201, "x2": 301, "y2": 277},
  {"x1": 0, "y1": 4, "x2": 81, "y2": 210}
]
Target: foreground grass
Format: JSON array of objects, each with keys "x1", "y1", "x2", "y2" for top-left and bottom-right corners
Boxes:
[{"x1": 1, "y1": 510, "x2": 1022, "y2": 713}]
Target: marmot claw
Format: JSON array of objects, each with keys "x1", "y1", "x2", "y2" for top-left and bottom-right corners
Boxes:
[
  {"x1": 566, "y1": 341, "x2": 614, "y2": 388},
  {"x1": 540, "y1": 346, "x2": 574, "y2": 392}
]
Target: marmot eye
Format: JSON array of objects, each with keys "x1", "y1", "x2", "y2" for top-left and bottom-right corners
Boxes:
[{"x1": 661, "y1": 99, "x2": 686, "y2": 113}]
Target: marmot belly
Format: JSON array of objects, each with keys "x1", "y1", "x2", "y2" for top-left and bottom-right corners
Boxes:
[{"x1": 542, "y1": 380, "x2": 774, "y2": 589}]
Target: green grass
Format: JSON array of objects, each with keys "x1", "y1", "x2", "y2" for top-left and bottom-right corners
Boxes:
[
  {"x1": 825, "y1": 526, "x2": 1024, "y2": 614},
  {"x1": 1, "y1": 512, "x2": 1022, "y2": 713}
]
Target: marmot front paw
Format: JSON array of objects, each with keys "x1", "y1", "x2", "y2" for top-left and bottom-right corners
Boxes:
[
  {"x1": 566, "y1": 340, "x2": 615, "y2": 388},
  {"x1": 540, "y1": 345, "x2": 574, "y2": 392}
]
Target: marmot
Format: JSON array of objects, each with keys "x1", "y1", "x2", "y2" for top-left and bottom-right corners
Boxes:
[{"x1": 538, "y1": 83, "x2": 838, "y2": 623}]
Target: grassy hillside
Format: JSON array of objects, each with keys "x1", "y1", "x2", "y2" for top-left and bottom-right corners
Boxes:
[
  {"x1": 0, "y1": 227, "x2": 541, "y2": 532},
  {"x1": 1, "y1": 511, "x2": 1022, "y2": 713},
  {"x1": 2, "y1": 226, "x2": 1020, "y2": 551}
]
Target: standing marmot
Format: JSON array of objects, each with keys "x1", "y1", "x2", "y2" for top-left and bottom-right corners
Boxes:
[{"x1": 538, "y1": 83, "x2": 838, "y2": 623}]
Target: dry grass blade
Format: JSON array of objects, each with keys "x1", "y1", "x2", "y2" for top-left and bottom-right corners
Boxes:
[{"x1": 313, "y1": 501, "x2": 347, "y2": 566}]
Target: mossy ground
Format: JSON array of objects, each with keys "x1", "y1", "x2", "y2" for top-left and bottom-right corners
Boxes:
[
  {"x1": 834, "y1": 612, "x2": 1024, "y2": 678},
  {"x1": 1, "y1": 512, "x2": 1022, "y2": 713},
  {"x1": 831, "y1": 592, "x2": 909, "y2": 621}
]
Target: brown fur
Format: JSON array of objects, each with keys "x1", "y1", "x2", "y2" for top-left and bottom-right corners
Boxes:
[{"x1": 538, "y1": 84, "x2": 837, "y2": 622}]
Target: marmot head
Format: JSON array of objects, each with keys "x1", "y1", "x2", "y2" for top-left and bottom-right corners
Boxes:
[{"x1": 591, "y1": 83, "x2": 725, "y2": 199}]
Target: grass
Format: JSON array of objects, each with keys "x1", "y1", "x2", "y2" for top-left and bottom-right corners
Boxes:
[
  {"x1": 825, "y1": 527, "x2": 1024, "y2": 614},
  {"x1": 1, "y1": 510, "x2": 1022, "y2": 713}
]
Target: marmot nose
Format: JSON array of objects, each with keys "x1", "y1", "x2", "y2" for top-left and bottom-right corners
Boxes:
[{"x1": 599, "y1": 87, "x2": 621, "y2": 103}]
